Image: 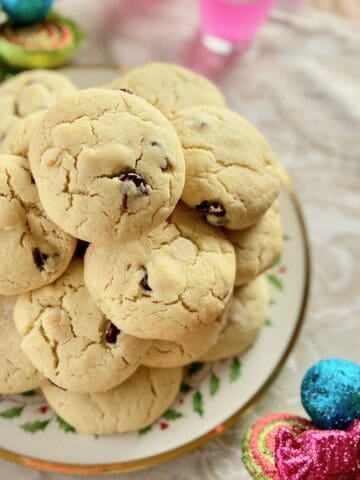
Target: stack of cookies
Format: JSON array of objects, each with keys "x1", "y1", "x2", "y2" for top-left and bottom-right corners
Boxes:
[{"x1": 0, "y1": 63, "x2": 283, "y2": 435}]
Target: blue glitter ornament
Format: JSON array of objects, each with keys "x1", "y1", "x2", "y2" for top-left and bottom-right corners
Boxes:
[
  {"x1": 301, "y1": 358, "x2": 360, "y2": 430},
  {"x1": 0, "y1": 0, "x2": 53, "y2": 25}
]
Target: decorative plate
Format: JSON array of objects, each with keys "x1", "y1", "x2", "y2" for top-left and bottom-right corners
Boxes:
[{"x1": 0, "y1": 66, "x2": 310, "y2": 475}]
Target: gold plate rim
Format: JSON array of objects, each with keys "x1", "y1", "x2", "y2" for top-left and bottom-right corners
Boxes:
[{"x1": 0, "y1": 64, "x2": 311, "y2": 476}]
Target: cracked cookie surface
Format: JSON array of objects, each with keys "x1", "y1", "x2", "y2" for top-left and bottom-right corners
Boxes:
[
  {"x1": 41, "y1": 365, "x2": 182, "y2": 434},
  {"x1": 0, "y1": 155, "x2": 76, "y2": 295},
  {"x1": 108, "y1": 62, "x2": 226, "y2": 119},
  {"x1": 0, "y1": 111, "x2": 45, "y2": 158},
  {"x1": 172, "y1": 106, "x2": 280, "y2": 229},
  {"x1": 202, "y1": 276, "x2": 268, "y2": 362},
  {"x1": 29, "y1": 88, "x2": 185, "y2": 243},
  {"x1": 0, "y1": 70, "x2": 75, "y2": 150},
  {"x1": 14, "y1": 259, "x2": 150, "y2": 393},
  {"x1": 225, "y1": 202, "x2": 283, "y2": 286},
  {"x1": 84, "y1": 203, "x2": 236, "y2": 342},
  {"x1": 0, "y1": 295, "x2": 43, "y2": 394},
  {"x1": 142, "y1": 306, "x2": 228, "y2": 368}
]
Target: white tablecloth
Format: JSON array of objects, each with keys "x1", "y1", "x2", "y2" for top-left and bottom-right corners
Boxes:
[{"x1": 1, "y1": 1, "x2": 359, "y2": 478}]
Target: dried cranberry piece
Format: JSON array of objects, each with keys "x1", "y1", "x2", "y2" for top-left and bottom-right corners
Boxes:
[
  {"x1": 119, "y1": 171, "x2": 149, "y2": 211},
  {"x1": 105, "y1": 322, "x2": 121, "y2": 344},
  {"x1": 196, "y1": 201, "x2": 226, "y2": 217},
  {"x1": 161, "y1": 158, "x2": 172, "y2": 171},
  {"x1": 140, "y1": 269, "x2": 152, "y2": 292},
  {"x1": 32, "y1": 248, "x2": 49, "y2": 269},
  {"x1": 119, "y1": 172, "x2": 148, "y2": 192}
]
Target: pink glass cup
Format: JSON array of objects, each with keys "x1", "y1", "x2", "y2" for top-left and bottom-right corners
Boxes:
[{"x1": 199, "y1": 0, "x2": 276, "y2": 51}]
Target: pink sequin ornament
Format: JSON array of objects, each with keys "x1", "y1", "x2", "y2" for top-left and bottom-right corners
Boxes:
[
  {"x1": 242, "y1": 413, "x2": 313, "y2": 480},
  {"x1": 348, "y1": 418, "x2": 360, "y2": 436},
  {"x1": 275, "y1": 421, "x2": 360, "y2": 480}
]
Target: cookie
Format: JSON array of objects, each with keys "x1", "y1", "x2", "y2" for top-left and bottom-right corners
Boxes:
[
  {"x1": 172, "y1": 106, "x2": 280, "y2": 229},
  {"x1": 41, "y1": 366, "x2": 182, "y2": 434},
  {"x1": 108, "y1": 62, "x2": 226, "y2": 119},
  {"x1": 0, "y1": 111, "x2": 45, "y2": 157},
  {"x1": 0, "y1": 295, "x2": 43, "y2": 394},
  {"x1": 84, "y1": 203, "x2": 235, "y2": 342},
  {"x1": 202, "y1": 276, "x2": 268, "y2": 362},
  {"x1": 0, "y1": 70, "x2": 76, "y2": 148},
  {"x1": 225, "y1": 202, "x2": 283, "y2": 287},
  {"x1": 0, "y1": 155, "x2": 76, "y2": 295},
  {"x1": 29, "y1": 88, "x2": 185, "y2": 243},
  {"x1": 14, "y1": 259, "x2": 150, "y2": 393},
  {"x1": 142, "y1": 308, "x2": 228, "y2": 368}
]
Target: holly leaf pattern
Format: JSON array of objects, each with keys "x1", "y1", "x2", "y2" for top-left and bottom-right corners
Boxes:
[
  {"x1": 180, "y1": 382, "x2": 192, "y2": 393},
  {"x1": 283, "y1": 234, "x2": 291, "y2": 241},
  {"x1": 21, "y1": 419, "x2": 51, "y2": 433},
  {"x1": 138, "y1": 425, "x2": 152, "y2": 435},
  {"x1": 0, "y1": 406, "x2": 24, "y2": 419},
  {"x1": 267, "y1": 274, "x2": 284, "y2": 291},
  {"x1": 192, "y1": 391, "x2": 204, "y2": 416},
  {"x1": 272, "y1": 254, "x2": 282, "y2": 267},
  {"x1": 210, "y1": 373, "x2": 220, "y2": 396},
  {"x1": 188, "y1": 362, "x2": 204, "y2": 376},
  {"x1": 163, "y1": 409, "x2": 183, "y2": 420},
  {"x1": 0, "y1": 64, "x2": 16, "y2": 83},
  {"x1": 56, "y1": 416, "x2": 76, "y2": 433},
  {"x1": 265, "y1": 318, "x2": 273, "y2": 326},
  {"x1": 230, "y1": 357, "x2": 241, "y2": 382},
  {"x1": 21, "y1": 390, "x2": 37, "y2": 397}
]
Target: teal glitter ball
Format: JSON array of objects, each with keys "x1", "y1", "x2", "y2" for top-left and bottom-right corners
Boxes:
[
  {"x1": 0, "y1": 0, "x2": 53, "y2": 25},
  {"x1": 301, "y1": 358, "x2": 360, "y2": 429}
]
